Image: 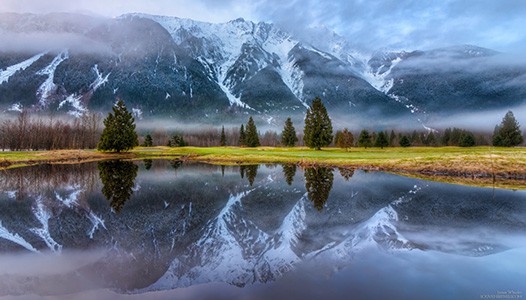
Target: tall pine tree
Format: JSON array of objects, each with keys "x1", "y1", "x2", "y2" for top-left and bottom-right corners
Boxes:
[
  {"x1": 239, "y1": 124, "x2": 246, "y2": 147},
  {"x1": 142, "y1": 134, "x2": 153, "y2": 147},
  {"x1": 493, "y1": 111, "x2": 523, "y2": 147},
  {"x1": 303, "y1": 97, "x2": 333, "y2": 150},
  {"x1": 281, "y1": 117, "x2": 298, "y2": 147},
  {"x1": 374, "y1": 131, "x2": 389, "y2": 149},
  {"x1": 98, "y1": 99, "x2": 138, "y2": 152},
  {"x1": 357, "y1": 130, "x2": 372, "y2": 148},
  {"x1": 245, "y1": 116, "x2": 260, "y2": 147},
  {"x1": 220, "y1": 126, "x2": 226, "y2": 146}
]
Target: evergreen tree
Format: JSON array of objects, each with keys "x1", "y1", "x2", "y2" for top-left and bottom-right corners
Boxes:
[
  {"x1": 97, "y1": 99, "x2": 138, "y2": 152},
  {"x1": 399, "y1": 135, "x2": 411, "y2": 147},
  {"x1": 170, "y1": 134, "x2": 187, "y2": 147},
  {"x1": 374, "y1": 131, "x2": 389, "y2": 149},
  {"x1": 426, "y1": 131, "x2": 437, "y2": 146},
  {"x1": 245, "y1": 116, "x2": 260, "y2": 147},
  {"x1": 357, "y1": 129, "x2": 372, "y2": 148},
  {"x1": 410, "y1": 130, "x2": 420, "y2": 145},
  {"x1": 142, "y1": 134, "x2": 153, "y2": 147},
  {"x1": 239, "y1": 124, "x2": 246, "y2": 147},
  {"x1": 459, "y1": 131, "x2": 476, "y2": 147},
  {"x1": 450, "y1": 128, "x2": 462, "y2": 146},
  {"x1": 281, "y1": 117, "x2": 298, "y2": 147},
  {"x1": 303, "y1": 97, "x2": 333, "y2": 150},
  {"x1": 220, "y1": 126, "x2": 227, "y2": 146},
  {"x1": 493, "y1": 111, "x2": 523, "y2": 147},
  {"x1": 335, "y1": 128, "x2": 354, "y2": 151}
]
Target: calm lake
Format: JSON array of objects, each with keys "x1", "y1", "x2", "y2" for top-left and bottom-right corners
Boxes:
[{"x1": 0, "y1": 160, "x2": 525, "y2": 300}]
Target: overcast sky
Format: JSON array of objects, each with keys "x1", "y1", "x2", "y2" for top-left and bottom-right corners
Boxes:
[{"x1": 1, "y1": 0, "x2": 525, "y2": 53}]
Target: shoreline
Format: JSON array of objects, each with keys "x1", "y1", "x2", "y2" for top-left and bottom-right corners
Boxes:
[{"x1": 1, "y1": 147, "x2": 525, "y2": 190}]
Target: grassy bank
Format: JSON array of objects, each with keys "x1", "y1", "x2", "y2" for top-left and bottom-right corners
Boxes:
[{"x1": 1, "y1": 146, "x2": 525, "y2": 189}]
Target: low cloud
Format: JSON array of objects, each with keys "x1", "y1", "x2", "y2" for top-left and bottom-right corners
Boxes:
[{"x1": 0, "y1": 31, "x2": 111, "y2": 54}]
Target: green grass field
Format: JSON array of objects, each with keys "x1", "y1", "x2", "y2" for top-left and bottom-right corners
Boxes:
[{"x1": 1, "y1": 146, "x2": 525, "y2": 189}]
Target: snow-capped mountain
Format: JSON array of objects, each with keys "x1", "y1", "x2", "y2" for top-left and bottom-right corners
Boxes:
[
  {"x1": 364, "y1": 45, "x2": 526, "y2": 120},
  {"x1": 0, "y1": 12, "x2": 525, "y2": 126}
]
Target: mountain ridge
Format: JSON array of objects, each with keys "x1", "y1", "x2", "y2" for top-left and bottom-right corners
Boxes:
[{"x1": 1, "y1": 12, "x2": 525, "y2": 129}]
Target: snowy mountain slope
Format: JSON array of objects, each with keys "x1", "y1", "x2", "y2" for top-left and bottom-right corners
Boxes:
[
  {"x1": 365, "y1": 45, "x2": 526, "y2": 116},
  {"x1": 0, "y1": 12, "x2": 524, "y2": 124}
]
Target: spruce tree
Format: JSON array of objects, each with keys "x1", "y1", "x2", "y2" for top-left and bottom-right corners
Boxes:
[
  {"x1": 143, "y1": 134, "x2": 153, "y2": 147},
  {"x1": 303, "y1": 97, "x2": 333, "y2": 150},
  {"x1": 220, "y1": 126, "x2": 226, "y2": 146},
  {"x1": 426, "y1": 131, "x2": 437, "y2": 146},
  {"x1": 459, "y1": 131, "x2": 476, "y2": 147},
  {"x1": 239, "y1": 124, "x2": 246, "y2": 147},
  {"x1": 245, "y1": 116, "x2": 260, "y2": 147},
  {"x1": 374, "y1": 131, "x2": 389, "y2": 149},
  {"x1": 493, "y1": 111, "x2": 523, "y2": 147},
  {"x1": 399, "y1": 135, "x2": 411, "y2": 147},
  {"x1": 357, "y1": 129, "x2": 372, "y2": 148},
  {"x1": 98, "y1": 99, "x2": 138, "y2": 152},
  {"x1": 281, "y1": 117, "x2": 298, "y2": 147}
]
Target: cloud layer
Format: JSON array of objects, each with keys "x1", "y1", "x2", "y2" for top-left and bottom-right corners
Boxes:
[{"x1": 1, "y1": 0, "x2": 525, "y2": 52}]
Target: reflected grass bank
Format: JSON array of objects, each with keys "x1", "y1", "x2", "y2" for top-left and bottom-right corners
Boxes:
[{"x1": 0, "y1": 146, "x2": 525, "y2": 189}]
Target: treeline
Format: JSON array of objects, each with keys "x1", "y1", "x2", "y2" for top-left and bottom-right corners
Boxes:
[
  {"x1": 0, "y1": 111, "x2": 102, "y2": 151},
  {"x1": 343, "y1": 127, "x2": 487, "y2": 148}
]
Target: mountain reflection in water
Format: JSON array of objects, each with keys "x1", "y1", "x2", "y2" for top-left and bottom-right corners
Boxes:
[{"x1": 0, "y1": 161, "x2": 524, "y2": 299}]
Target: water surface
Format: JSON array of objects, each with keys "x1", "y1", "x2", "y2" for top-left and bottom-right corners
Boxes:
[{"x1": 0, "y1": 161, "x2": 525, "y2": 299}]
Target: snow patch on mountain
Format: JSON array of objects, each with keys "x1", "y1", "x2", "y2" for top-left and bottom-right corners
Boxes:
[
  {"x1": 35, "y1": 50, "x2": 69, "y2": 106},
  {"x1": 363, "y1": 57, "x2": 402, "y2": 93},
  {"x1": 30, "y1": 196, "x2": 62, "y2": 253},
  {"x1": 7, "y1": 103, "x2": 23, "y2": 112},
  {"x1": 58, "y1": 94, "x2": 85, "y2": 117},
  {"x1": 87, "y1": 211, "x2": 106, "y2": 239},
  {"x1": 262, "y1": 34, "x2": 308, "y2": 107},
  {"x1": 89, "y1": 64, "x2": 110, "y2": 91},
  {"x1": 0, "y1": 52, "x2": 45, "y2": 85},
  {"x1": 54, "y1": 186, "x2": 82, "y2": 208},
  {"x1": 0, "y1": 220, "x2": 39, "y2": 252}
]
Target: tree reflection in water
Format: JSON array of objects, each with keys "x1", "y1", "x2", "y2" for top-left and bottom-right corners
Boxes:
[
  {"x1": 98, "y1": 160, "x2": 138, "y2": 213},
  {"x1": 143, "y1": 159, "x2": 153, "y2": 170},
  {"x1": 170, "y1": 160, "x2": 183, "y2": 171},
  {"x1": 304, "y1": 167, "x2": 334, "y2": 211},
  {"x1": 338, "y1": 167, "x2": 355, "y2": 181},
  {"x1": 282, "y1": 164, "x2": 297, "y2": 185},
  {"x1": 240, "y1": 165, "x2": 259, "y2": 186}
]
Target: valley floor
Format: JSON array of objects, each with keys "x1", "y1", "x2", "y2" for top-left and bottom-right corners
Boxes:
[{"x1": 1, "y1": 146, "x2": 525, "y2": 189}]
